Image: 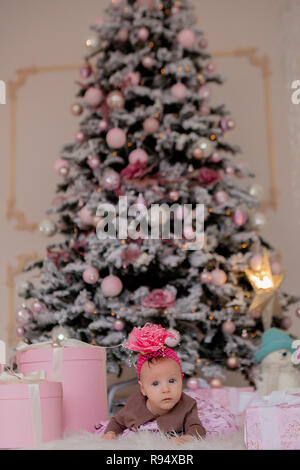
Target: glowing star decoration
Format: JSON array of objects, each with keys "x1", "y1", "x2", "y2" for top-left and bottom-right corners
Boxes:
[{"x1": 245, "y1": 251, "x2": 284, "y2": 330}]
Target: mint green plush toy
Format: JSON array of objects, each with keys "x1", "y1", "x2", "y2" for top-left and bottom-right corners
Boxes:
[{"x1": 254, "y1": 328, "x2": 300, "y2": 395}]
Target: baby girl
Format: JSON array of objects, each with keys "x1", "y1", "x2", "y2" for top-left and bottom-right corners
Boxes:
[{"x1": 95, "y1": 323, "x2": 238, "y2": 444}]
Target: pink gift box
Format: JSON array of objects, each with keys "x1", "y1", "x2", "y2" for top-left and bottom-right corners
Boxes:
[
  {"x1": 184, "y1": 387, "x2": 254, "y2": 415},
  {"x1": 17, "y1": 345, "x2": 108, "y2": 433},
  {"x1": 244, "y1": 404, "x2": 300, "y2": 450},
  {"x1": 0, "y1": 381, "x2": 62, "y2": 449}
]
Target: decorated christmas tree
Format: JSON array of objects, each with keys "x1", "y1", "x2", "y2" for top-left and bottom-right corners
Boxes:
[{"x1": 16, "y1": 0, "x2": 299, "y2": 385}]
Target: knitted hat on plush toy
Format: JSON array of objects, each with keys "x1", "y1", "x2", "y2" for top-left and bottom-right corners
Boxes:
[
  {"x1": 124, "y1": 322, "x2": 184, "y2": 380},
  {"x1": 254, "y1": 327, "x2": 294, "y2": 363}
]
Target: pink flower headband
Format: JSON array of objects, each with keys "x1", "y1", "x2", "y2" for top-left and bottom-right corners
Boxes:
[{"x1": 123, "y1": 323, "x2": 184, "y2": 380}]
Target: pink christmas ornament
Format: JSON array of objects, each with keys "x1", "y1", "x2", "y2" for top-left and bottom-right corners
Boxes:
[
  {"x1": 232, "y1": 209, "x2": 248, "y2": 227},
  {"x1": 75, "y1": 131, "x2": 85, "y2": 143},
  {"x1": 177, "y1": 29, "x2": 196, "y2": 49},
  {"x1": 114, "y1": 319, "x2": 125, "y2": 331},
  {"x1": 209, "y1": 377, "x2": 223, "y2": 388},
  {"x1": 83, "y1": 267, "x2": 99, "y2": 284},
  {"x1": 84, "y1": 301, "x2": 96, "y2": 314},
  {"x1": 16, "y1": 326, "x2": 26, "y2": 337},
  {"x1": 171, "y1": 82, "x2": 187, "y2": 100},
  {"x1": 134, "y1": 194, "x2": 148, "y2": 214},
  {"x1": 15, "y1": 306, "x2": 33, "y2": 326},
  {"x1": 186, "y1": 377, "x2": 199, "y2": 391},
  {"x1": 250, "y1": 254, "x2": 263, "y2": 271},
  {"x1": 106, "y1": 128, "x2": 126, "y2": 148},
  {"x1": 80, "y1": 64, "x2": 92, "y2": 79},
  {"x1": 271, "y1": 261, "x2": 282, "y2": 275},
  {"x1": 111, "y1": 0, "x2": 124, "y2": 8},
  {"x1": 214, "y1": 190, "x2": 229, "y2": 205},
  {"x1": 128, "y1": 149, "x2": 148, "y2": 164},
  {"x1": 226, "y1": 356, "x2": 239, "y2": 369},
  {"x1": 175, "y1": 205, "x2": 190, "y2": 220},
  {"x1": 225, "y1": 166, "x2": 234, "y2": 175},
  {"x1": 54, "y1": 159, "x2": 71, "y2": 177},
  {"x1": 227, "y1": 119, "x2": 236, "y2": 130},
  {"x1": 281, "y1": 317, "x2": 292, "y2": 330},
  {"x1": 137, "y1": 0, "x2": 155, "y2": 9},
  {"x1": 183, "y1": 226, "x2": 195, "y2": 240},
  {"x1": 199, "y1": 104, "x2": 211, "y2": 116},
  {"x1": 211, "y1": 269, "x2": 227, "y2": 286},
  {"x1": 101, "y1": 275, "x2": 123, "y2": 297},
  {"x1": 171, "y1": 6, "x2": 180, "y2": 14},
  {"x1": 32, "y1": 300, "x2": 43, "y2": 314},
  {"x1": 71, "y1": 103, "x2": 83, "y2": 116},
  {"x1": 198, "y1": 86, "x2": 211, "y2": 100},
  {"x1": 199, "y1": 38, "x2": 208, "y2": 49},
  {"x1": 88, "y1": 155, "x2": 100, "y2": 169},
  {"x1": 98, "y1": 119, "x2": 109, "y2": 132},
  {"x1": 143, "y1": 117, "x2": 159, "y2": 134},
  {"x1": 250, "y1": 310, "x2": 261, "y2": 320},
  {"x1": 206, "y1": 63, "x2": 215, "y2": 74},
  {"x1": 101, "y1": 169, "x2": 121, "y2": 190},
  {"x1": 142, "y1": 56, "x2": 155, "y2": 69},
  {"x1": 79, "y1": 205, "x2": 94, "y2": 225},
  {"x1": 123, "y1": 72, "x2": 140, "y2": 87},
  {"x1": 200, "y1": 271, "x2": 212, "y2": 284},
  {"x1": 221, "y1": 321, "x2": 236, "y2": 335},
  {"x1": 90, "y1": 16, "x2": 105, "y2": 25},
  {"x1": 117, "y1": 29, "x2": 129, "y2": 41},
  {"x1": 138, "y1": 27, "x2": 149, "y2": 41},
  {"x1": 210, "y1": 151, "x2": 221, "y2": 163},
  {"x1": 165, "y1": 328, "x2": 180, "y2": 348},
  {"x1": 84, "y1": 87, "x2": 104, "y2": 106},
  {"x1": 220, "y1": 118, "x2": 229, "y2": 132}
]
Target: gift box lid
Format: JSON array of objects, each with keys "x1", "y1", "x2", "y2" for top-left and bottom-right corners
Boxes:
[
  {"x1": 17, "y1": 345, "x2": 106, "y2": 364},
  {"x1": 0, "y1": 381, "x2": 62, "y2": 400}
]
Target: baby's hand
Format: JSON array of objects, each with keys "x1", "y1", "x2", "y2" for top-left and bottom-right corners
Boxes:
[
  {"x1": 170, "y1": 435, "x2": 194, "y2": 445},
  {"x1": 102, "y1": 431, "x2": 117, "y2": 440}
]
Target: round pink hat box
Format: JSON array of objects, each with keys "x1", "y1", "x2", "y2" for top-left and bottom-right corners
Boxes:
[
  {"x1": 17, "y1": 346, "x2": 108, "y2": 433},
  {"x1": 0, "y1": 381, "x2": 62, "y2": 449}
]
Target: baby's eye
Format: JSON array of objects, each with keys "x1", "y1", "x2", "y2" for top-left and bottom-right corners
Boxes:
[
  {"x1": 169, "y1": 378, "x2": 176, "y2": 383},
  {"x1": 152, "y1": 381, "x2": 159, "y2": 386}
]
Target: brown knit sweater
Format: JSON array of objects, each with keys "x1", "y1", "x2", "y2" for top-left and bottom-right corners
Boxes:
[{"x1": 105, "y1": 391, "x2": 206, "y2": 438}]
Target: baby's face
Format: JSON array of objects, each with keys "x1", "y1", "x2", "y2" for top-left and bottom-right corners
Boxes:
[{"x1": 138, "y1": 358, "x2": 182, "y2": 415}]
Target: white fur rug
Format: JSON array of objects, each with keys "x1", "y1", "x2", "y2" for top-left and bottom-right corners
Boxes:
[{"x1": 28, "y1": 429, "x2": 246, "y2": 450}]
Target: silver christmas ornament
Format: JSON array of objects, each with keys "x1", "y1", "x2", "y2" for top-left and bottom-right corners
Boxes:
[
  {"x1": 192, "y1": 137, "x2": 214, "y2": 158},
  {"x1": 39, "y1": 219, "x2": 57, "y2": 237},
  {"x1": 248, "y1": 183, "x2": 264, "y2": 201},
  {"x1": 249, "y1": 212, "x2": 266, "y2": 229},
  {"x1": 106, "y1": 90, "x2": 125, "y2": 109},
  {"x1": 51, "y1": 326, "x2": 70, "y2": 343}
]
